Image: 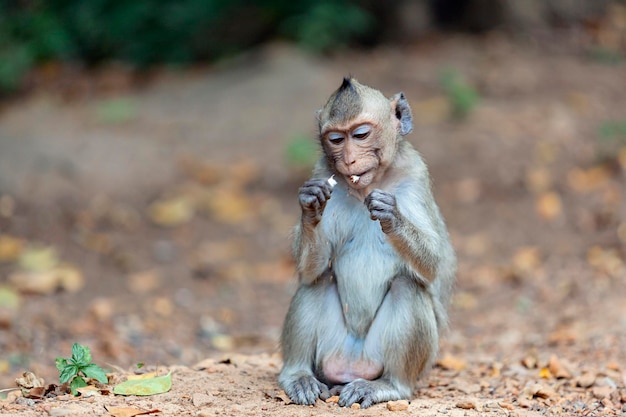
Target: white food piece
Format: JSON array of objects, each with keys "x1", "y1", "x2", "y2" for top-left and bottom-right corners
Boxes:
[
  {"x1": 327, "y1": 175, "x2": 337, "y2": 188},
  {"x1": 350, "y1": 175, "x2": 360, "y2": 184}
]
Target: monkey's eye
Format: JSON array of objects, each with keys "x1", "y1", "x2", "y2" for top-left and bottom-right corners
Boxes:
[
  {"x1": 352, "y1": 125, "x2": 371, "y2": 140},
  {"x1": 327, "y1": 132, "x2": 345, "y2": 144}
]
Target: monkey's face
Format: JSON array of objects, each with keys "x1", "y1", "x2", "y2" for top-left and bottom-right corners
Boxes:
[
  {"x1": 321, "y1": 120, "x2": 393, "y2": 189},
  {"x1": 318, "y1": 78, "x2": 410, "y2": 190}
]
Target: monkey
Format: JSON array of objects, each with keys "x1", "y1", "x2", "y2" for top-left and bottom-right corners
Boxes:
[{"x1": 278, "y1": 77, "x2": 456, "y2": 408}]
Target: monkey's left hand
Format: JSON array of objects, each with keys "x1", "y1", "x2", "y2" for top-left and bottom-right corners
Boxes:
[{"x1": 365, "y1": 189, "x2": 399, "y2": 234}]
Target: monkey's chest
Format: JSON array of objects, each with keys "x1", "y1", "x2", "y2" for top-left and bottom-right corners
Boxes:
[{"x1": 324, "y1": 205, "x2": 401, "y2": 336}]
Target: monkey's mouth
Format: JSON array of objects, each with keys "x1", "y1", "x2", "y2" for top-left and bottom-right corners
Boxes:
[{"x1": 346, "y1": 170, "x2": 373, "y2": 187}]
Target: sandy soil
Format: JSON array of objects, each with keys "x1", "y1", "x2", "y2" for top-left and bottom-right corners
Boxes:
[{"x1": 1, "y1": 34, "x2": 625, "y2": 416}]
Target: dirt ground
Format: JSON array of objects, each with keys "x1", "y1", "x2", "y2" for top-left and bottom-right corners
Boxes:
[{"x1": 0, "y1": 33, "x2": 625, "y2": 416}]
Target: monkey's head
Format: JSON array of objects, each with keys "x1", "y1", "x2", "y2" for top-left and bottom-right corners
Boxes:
[{"x1": 317, "y1": 77, "x2": 413, "y2": 190}]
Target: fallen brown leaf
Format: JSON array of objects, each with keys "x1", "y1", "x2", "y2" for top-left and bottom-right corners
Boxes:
[
  {"x1": 536, "y1": 191, "x2": 562, "y2": 220},
  {"x1": 437, "y1": 353, "x2": 467, "y2": 371},
  {"x1": 592, "y1": 385, "x2": 615, "y2": 399},
  {"x1": 525, "y1": 167, "x2": 552, "y2": 193},
  {"x1": 567, "y1": 165, "x2": 612, "y2": 193},
  {"x1": 104, "y1": 406, "x2": 161, "y2": 417},
  {"x1": 0, "y1": 235, "x2": 23, "y2": 262},
  {"x1": 15, "y1": 371, "x2": 44, "y2": 396},
  {"x1": 262, "y1": 390, "x2": 292, "y2": 404},
  {"x1": 147, "y1": 196, "x2": 194, "y2": 227},
  {"x1": 548, "y1": 355, "x2": 572, "y2": 379},
  {"x1": 522, "y1": 383, "x2": 555, "y2": 400},
  {"x1": 456, "y1": 401, "x2": 476, "y2": 409},
  {"x1": 387, "y1": 399, "x2": 409, "y2": 411},
  {"x1": 576, "y1": 372, "x2": 596, "y2": 388}
]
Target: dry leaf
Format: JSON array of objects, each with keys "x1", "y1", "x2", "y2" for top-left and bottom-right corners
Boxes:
[
  {"x1": 592, "y1": 385, "x2": 615, "y2": 399},
  {"x1": 437, "y1": 354, "x2": 467, "y2": 371},
  {"x1": 521, "y1": 355, "x2": 538, "y2": 369},
  {"x1": 0, "y1": 235, "x2": 23, "y2": 262},
  {"x1": 211, "y1": 334, "x2": 235, "y2": 351},
  {"x1": 105, "y1": 406, "x2": 161, "y2": 417},
  {"x1": 539, "y1": 367, "x2": 553, "y2": 379},
  {"x1": 387, "y1": 400, "x2": 409, "y2": 411},
  {"x1": 263, "y1": 390, "x2": 292, "y2": 404},
  {"x1": 567, "y1": 165, "x2": 612, "y2": 193},
  {"x1": 587, "y1": 246, "x2": 625, "y2": 278},
  {"x1": 178, "y1": 156, "x2": 221, "y2": 185},
  {"x1": 151, "y1": 297, "x2": 174, "y2": 317},
  {"x1": 576, "y1": 372, "x2": 596, "y2": 388},
  {"x1": 148, "y1": 196, "x2": 194, "y2": 227},
  {"x1": 15, "y1": 372, "x2": 44, "y2": 396},
  {"x1": 534, "y1": 141, "x2": 558, "y2": 165},
  {"x1": 548, "y1": 355, "x2": 572, "y2": 379},
  {"x1": 227, "y1": 159, "x2": 259, "y2": 188},
  {"x1": 522, "y1": 383, "x2": 555, "y2": 399},
  {"x1": 453, "y1": 292, "x2": 478, "y2": 310},
  {"x1": 512, "y1": 246, "x2": 542, "y2": 273},
  {"x1": 325, "y1": 395, "x2": 339, "y2": 403},
  {"x1": 55, "y1": 264, "x2": 84, "y2": 292},
  {"x1": 456, "y1": 401, "x2": 476, "y2": 409},
  {"x1": 525, "y1": 167, "x2": 552, "y2": 193},
  {"x1": 18, "y1": 246, "x2": 59, "y2": 272},
  {"x1": 205, "y1": 187, "x2": 252, "y2": 224},
  {"x1": 126, "y1": 372, "x2": 157, "y2": 381},
  {"x1": 128, "y1": 270, "x2": 161, "y2": 293},
  {"x1": 536, "y1": 192, "x2": 562, "y2": 220}
]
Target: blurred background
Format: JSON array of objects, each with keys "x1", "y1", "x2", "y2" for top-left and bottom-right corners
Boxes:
[{"x1": 0, "y1": 0, "x2": 625, "y2": 391}]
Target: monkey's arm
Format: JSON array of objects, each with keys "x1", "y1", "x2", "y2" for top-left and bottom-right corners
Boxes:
[
  {"x1": 293, "y1": 179, "x2": 333, "y2": 284},
  {"x1": 365, "y1": 188, "x2": 442, "y2": 282}
]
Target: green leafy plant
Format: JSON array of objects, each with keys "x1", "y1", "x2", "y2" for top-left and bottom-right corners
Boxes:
[
  {"x1": 281, "y1": 1, "x2": 374, "y2": 53},
  {"x1": 597, "y1": 119, "x2": 626, "y2": 160},
  {"x1": 56, "y1": 343, "x2": 108, "y2": 394},
  {"x1": 439, "y1": 68, "x2": 480, "y2": 120},
  {"x1": 285, "y1": 133, "x2": 319, "y2": 168}
]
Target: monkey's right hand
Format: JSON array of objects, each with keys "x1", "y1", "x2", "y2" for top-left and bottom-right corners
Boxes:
[{"x1": 299, "y1": 179, "x2": 333, "y2": 224}]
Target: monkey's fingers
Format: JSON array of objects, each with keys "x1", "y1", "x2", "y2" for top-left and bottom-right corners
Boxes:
[
  {"x1": 299, "y1": 193, "x2": 321, "y2": 210},
  {"x1": 286, "y1": 375, "x2": 329, "y2": 405},
  {"x1": 365, "y1": 189, "x2": 396, "y2": 206},
  {"x1": 299, "y1": 185, "x2": 331, "y2": 210},
  {"x1": 302, "y1": 179, "x2": 333, "y2": 199}
]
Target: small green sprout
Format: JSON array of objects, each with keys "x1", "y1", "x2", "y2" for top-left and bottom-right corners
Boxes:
[
  {"x1": 55, "y1": 343, "x2": 108, "y2": 395},
  {"x1": 439, "y1": 68, "x2": 480, "y2": 120}
]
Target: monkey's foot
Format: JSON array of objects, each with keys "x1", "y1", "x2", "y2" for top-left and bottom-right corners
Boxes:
[
  {"x1": 281, "y1": 374, "x2": 330, "y2": 405},
  {"x1": 338, "y1": 379, "x2": 407, "y2": 409}
]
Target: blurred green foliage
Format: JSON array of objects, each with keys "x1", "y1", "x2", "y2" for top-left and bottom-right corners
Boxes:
[
  {"x1": 597, "y1": 119, "x2": 626, "y2": 159},
  {"x1": 281, "y1": 1, "x2": 374, "y2": 53},
  {"x1": 0, "y1": 0, "x2": 375, "y2": 92},
  {"x1": 439, "y1": 68, "x2": 479, "y2": 120},
  {"x1": 94, "y1": 97, "x2": 138, "y2": 124},
  {"x1": 285, "y1": 133, "x2": 319, "y2": 168}
]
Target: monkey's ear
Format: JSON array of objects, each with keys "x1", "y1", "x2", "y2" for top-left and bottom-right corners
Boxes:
[{"x1": 391, "y1": 92, "x2": 413, "y2": 136}]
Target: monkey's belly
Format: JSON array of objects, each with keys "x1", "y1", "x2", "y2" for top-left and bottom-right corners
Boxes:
[{"x1": 322, "y1": 356, "x2": 383, "y2": 384}]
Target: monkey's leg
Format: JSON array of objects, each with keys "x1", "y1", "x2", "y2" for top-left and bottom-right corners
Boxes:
[
  {"x1": 279, "y1": 281, "x2": 342, "y2": 405},
  {"x1": 338, "y1": 276, "x2": 438, "y2": 408}
]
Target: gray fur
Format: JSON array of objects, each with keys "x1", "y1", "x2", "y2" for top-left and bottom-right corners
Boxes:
[{"x1": 280, "y1": 83, "x2": 456, "y2": 408}]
